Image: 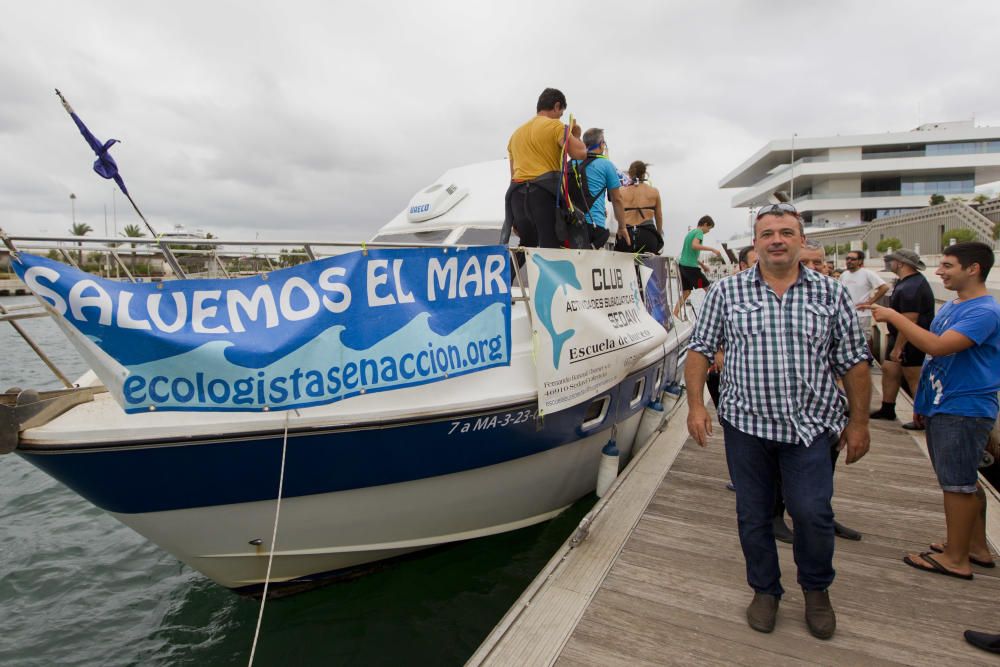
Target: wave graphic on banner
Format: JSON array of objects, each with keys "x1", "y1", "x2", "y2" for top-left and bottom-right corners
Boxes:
[{"x1": 122, "y1": 303, "x2": 507, "y2": 412}]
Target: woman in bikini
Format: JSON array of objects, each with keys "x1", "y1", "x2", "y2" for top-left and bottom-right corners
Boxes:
[{"x1": 617, "y1": 160, "x2": 663, "y2": 254}]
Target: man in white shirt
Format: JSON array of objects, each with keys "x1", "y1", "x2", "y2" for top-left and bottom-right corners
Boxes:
[{"x1": 839, "y1": 250, "x2": 888, "y2": 351}]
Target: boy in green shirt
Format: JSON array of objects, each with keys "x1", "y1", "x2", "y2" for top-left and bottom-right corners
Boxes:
[{"x1": 674, "y1": 215, "x2": 722, "y2": 317}]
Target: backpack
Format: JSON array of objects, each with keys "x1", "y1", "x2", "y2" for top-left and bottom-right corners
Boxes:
[{"x1": 564, "y1": 155, "x2": 606, "y2": 224}]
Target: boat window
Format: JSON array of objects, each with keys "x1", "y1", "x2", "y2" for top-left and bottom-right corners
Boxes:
[
  {"x1": 456, "y1": 228, "x2": 506, "y2": 246},
  {"x1": 371, "y1": 230, "x2": 451, "y2": 245},
  {"x1": 581, "y1": 396, "x2": 610, "y2": 430},
  {"x1": 630, "y1": 377, "x2": 646, "y2": 408}
]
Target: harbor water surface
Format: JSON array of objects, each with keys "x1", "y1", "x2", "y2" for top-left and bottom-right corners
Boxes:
[{"x1": 0, "y1": 295, "x2": 595, "y2": 666}]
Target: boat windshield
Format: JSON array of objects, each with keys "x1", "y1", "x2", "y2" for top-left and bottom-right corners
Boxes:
[
  {"x1": 370, "y1": 230, "x2": 451, "y2": 245},
  {"x1": 455, "y1": 228, "x2": 507, "y2": 246}
]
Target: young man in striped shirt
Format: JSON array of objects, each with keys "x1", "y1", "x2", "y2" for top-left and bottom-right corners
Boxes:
[{"x1": 685, "y1": 203, "x2": 871, "y2": 639}]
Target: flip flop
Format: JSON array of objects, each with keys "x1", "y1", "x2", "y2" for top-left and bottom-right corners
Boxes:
[
  {"x1": 929, "y1": 543, "x2": 996, "y2": 568},
  {"x1": 903, "y1": 551, "x2": 973, "y2": 580}
]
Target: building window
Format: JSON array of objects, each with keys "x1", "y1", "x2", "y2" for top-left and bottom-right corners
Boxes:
[
  {"x1": 926, "y1": 141, "x2": 1000, "y2": 156},
  {"x1": 862, "y1": 144, "x2": 925, "y2": 159},
  {"x1": 875, "y1": 208, "x2": 915, "y2": 218},
  {"x1": 861, "y1": 177, "x2": 901, "y2": 197},
  {"x1": 901, "y1": 174, "x2": 974, "y2": 196}
]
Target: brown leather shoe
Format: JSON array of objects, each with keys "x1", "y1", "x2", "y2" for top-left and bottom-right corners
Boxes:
[
  {"x1": 746, "y1": 593, "x2": 779, "y2": 633},
  {"x1": 803, "y1": 590, "x2": 836, "y2": 639}
]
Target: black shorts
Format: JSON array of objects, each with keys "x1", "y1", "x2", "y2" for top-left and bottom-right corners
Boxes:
[
  {"x1": 679, "y1": 265, "x2": 711, "y2": 291},
  {"x1": 886, "y1": 334, "x2": 926, "y2": 367}
]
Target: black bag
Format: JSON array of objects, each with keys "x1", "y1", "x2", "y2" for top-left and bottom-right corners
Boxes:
[
  {"x1": 554, "y1": 208, "x2": 592, "y2": 249},
  {"x1": 561, "y1": 155, "x2": 611, "y2": 249},
  {"x1": 564, "y1": 156, "x2": 603, "y2": 216}
]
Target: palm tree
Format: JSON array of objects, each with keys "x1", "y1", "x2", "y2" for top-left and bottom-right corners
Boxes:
[
  {"x1": 69, "y1": 222, "x2": 93, "y2": 267},
  {"x1": 121, "y1": 224, "x2": 146, "y2": 272}
]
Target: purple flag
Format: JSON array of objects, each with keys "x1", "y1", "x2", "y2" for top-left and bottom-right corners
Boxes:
[{"x1": 55, "y1": 89, "x2": 129, "y2": 195}]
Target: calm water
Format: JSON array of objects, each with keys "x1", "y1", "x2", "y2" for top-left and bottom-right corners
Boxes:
[{"x1": 0, "y1": 296, "x2": 596, "y2": 666}]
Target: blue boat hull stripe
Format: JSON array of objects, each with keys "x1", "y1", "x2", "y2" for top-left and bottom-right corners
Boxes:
[{"x1": 18, "y1": 364, "x2": 664, "y2": 514}]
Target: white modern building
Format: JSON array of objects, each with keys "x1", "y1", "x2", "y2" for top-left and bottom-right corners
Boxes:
[{"x1": 720, "y1": 120, "x2": 1000, "y2": 228}]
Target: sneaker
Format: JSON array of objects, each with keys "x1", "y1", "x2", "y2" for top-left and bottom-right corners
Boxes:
[
  {"x1": 725, "y1": 481, "x2": 736, "y2": 492},
  {"x1": 746, "y1": 593, "x2": 779, "y2": 633},
  {"x1": 902, "y1": 421, "x2": 925, "y2": 431},
  {"x1": 803, "y1": 590, "x2": 836, "y2": 639},
  {"x1": 869, "y1": 407, "x2": 896, "y2": 420},
  {"x1": 773, "y1": 516, "x2": 794, "y2": 544}
]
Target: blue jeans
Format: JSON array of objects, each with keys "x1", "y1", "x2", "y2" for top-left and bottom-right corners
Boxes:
[{"x1": 722, "y1": 419, "x2": 836, "y2": 597}]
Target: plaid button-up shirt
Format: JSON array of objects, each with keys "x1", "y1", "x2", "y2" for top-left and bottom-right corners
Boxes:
[{"x1": 689, "y1": 264, "x2": 870, "y2": 445}]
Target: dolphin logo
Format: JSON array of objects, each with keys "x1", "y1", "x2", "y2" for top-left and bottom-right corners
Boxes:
[{"x1": 531, "y1": 254, "x2": 581, "y2": 369}]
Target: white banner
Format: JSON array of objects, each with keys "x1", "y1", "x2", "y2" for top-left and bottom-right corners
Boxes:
[{"x1": 526, "y1": 248, "x2": 662, "y2": 415}]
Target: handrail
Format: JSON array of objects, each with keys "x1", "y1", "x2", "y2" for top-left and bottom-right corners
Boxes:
[{"x1": 0, "y1": 301, "x2": 73, "y2": 388}]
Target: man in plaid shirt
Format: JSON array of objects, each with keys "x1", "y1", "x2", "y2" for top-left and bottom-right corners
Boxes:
[{"x1": 685, "y1": 204, "x2": 871, "y2": 640}]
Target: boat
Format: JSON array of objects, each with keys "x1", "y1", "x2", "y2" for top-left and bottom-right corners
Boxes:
[{"x1": 0, "y1": 158, "x2": 695, "y2": 594}]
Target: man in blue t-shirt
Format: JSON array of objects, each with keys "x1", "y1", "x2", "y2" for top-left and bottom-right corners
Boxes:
[
  {"x1": 870, "y1": 241, "x2": 1000, "y2": 580},
  {"x1": 572, "y1": 128, "x2": 629, "y2": 248}
]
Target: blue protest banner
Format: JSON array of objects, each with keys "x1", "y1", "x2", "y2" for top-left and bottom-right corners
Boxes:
[{"x1": 14, "y1": 246, "x2": 511, "y2": 413}]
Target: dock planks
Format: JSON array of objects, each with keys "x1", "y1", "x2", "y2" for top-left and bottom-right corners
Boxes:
[{"x1": 471, "y1": 385, "x2": 1000, "y2": 666}]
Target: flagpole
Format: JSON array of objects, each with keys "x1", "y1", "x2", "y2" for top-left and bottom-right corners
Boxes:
[
  {"x1": 121, "y1": 190, "x2": 186, "y2": 278},
  {"x1": 54, "y1": 89, "x2": 186, "y2": 279}
]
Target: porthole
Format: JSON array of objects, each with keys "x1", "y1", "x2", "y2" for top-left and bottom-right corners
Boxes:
[
  {"x1": 581, "y1": 396, "x2": 611, "y2": 430},
  {"x1": 630, "y1": 377, "x2": 646, "y2": 409}
]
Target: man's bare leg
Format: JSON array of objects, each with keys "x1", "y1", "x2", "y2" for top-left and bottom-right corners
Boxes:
[
  {"x1": 901, "y1": 366, "x2": 921, "y2": 399},
  {"x1": 673, "y1": 290, "x2": 691, "y2": 318},
  {"x1": 909, "y1": 490, "x2": 978, "y2": 576},
  {"x1": 881, "y1": 360, "x2": 902, "y2": 403},
  {"x1": 932, "y1": 485, "x2": 994, "y2": 564}
]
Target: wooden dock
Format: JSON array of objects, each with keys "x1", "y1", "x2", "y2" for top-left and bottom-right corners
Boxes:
[{"x1": 469, "y1": 383, "x2": 1000, "y2": 666}]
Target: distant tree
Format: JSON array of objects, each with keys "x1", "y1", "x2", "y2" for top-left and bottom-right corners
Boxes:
[
  {"x1": 121, "y1": 224, "x2": 146, "y2": 272},
  {"x1": 876, "y1": 237, "x2": 903, "y2": 253},
  {"x1": 941, "y1": 228, "x2": 978, "y2": 249},
  {"x1": 824, "y1": 242, "x2": 851, "y2": 256},
  {"x1": 278, "y1": 247, "x2": 309, "y2": 267},
  {"x1": 994, "y1": 221, "x2": 1000, "y2": 240},
  {"x1": 973, "y1": 193, "x2": 990, "y2": 205},
  {"x1": 949, "y1": 196, "x2": 968, "y2": 203},
  {"x1": 929, "y1": 194, "x2": 946, "y2": 205},
  {"x1": 69, "y1": 222, "x2": 93, "y2": 267}
]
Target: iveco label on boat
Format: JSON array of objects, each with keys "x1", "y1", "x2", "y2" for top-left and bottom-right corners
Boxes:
[
  {"x1": 13, "y1": 247, "x2": 511, "y2": 413},
  {"x1": 526, "y1": 249, "x2": 660, "y2": 416}
]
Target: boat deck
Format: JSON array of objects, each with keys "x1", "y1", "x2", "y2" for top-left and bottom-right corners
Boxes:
[{"x1": 469, "y1": 382, "x2": 1000, "y2": 665}]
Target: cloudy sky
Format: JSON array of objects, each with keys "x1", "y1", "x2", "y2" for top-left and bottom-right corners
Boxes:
[{"x1": 2, "y1": 0, "x2": 998, "y2": 253}]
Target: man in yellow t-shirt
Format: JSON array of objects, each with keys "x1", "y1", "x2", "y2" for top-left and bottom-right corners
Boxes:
[{"x1": 504, "y1": 88, "x2": 587, "y2": 248}]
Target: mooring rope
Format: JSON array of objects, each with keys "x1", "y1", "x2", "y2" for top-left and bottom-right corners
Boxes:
[{"x1": 247, "y1": 411, "x2": 292, "y2": 667}]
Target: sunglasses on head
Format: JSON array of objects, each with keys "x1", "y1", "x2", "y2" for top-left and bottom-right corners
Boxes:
[{"x1": 755, "y1": 202, "x2": 799, "y2": 219}]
